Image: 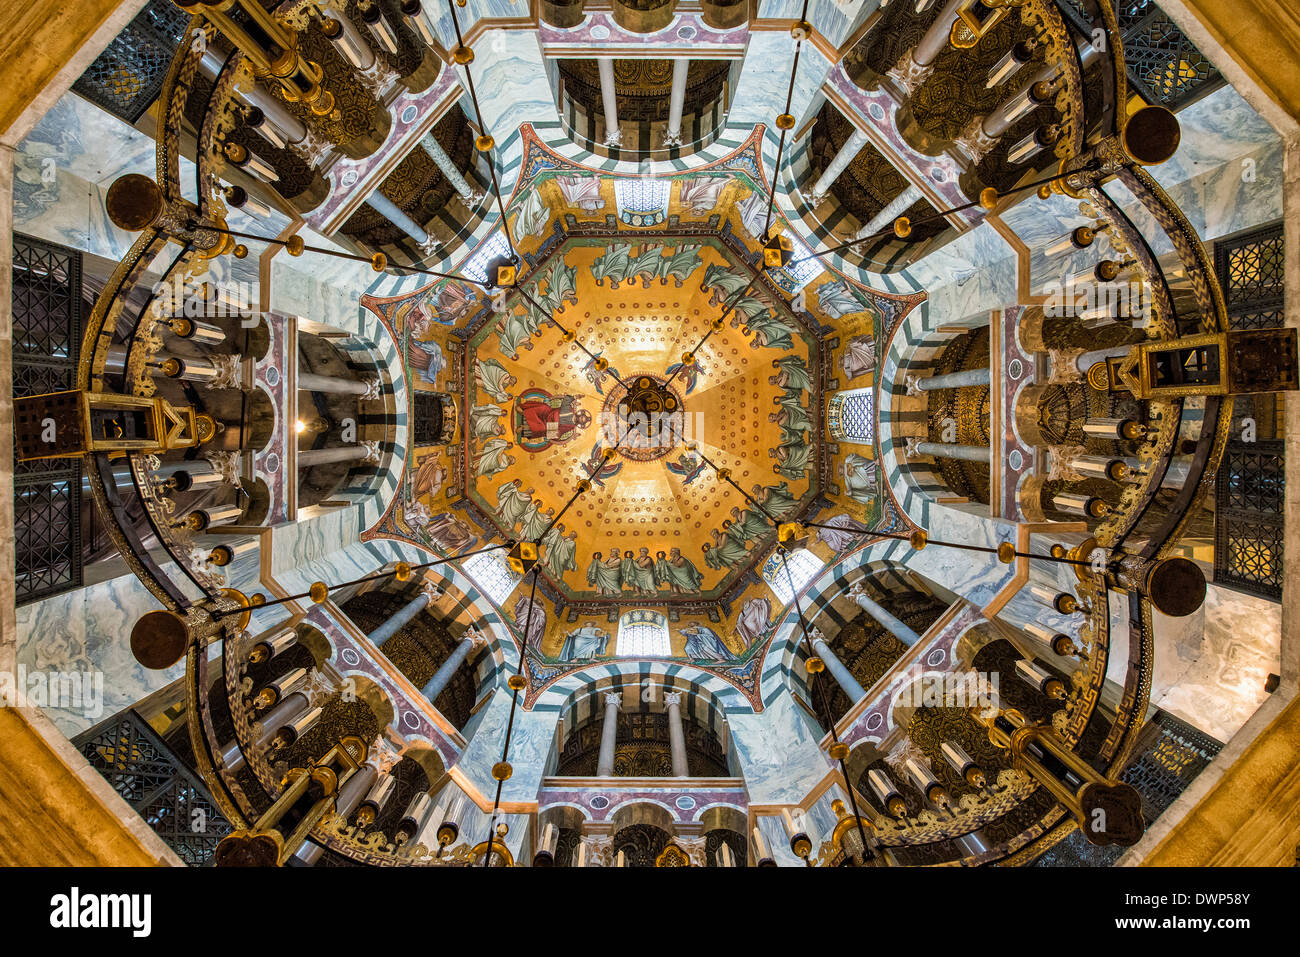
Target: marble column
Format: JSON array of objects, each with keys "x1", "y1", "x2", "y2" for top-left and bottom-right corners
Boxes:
[
  {"x1": 420, "y1": 131, "x2": 482, "y2": 204},
  {"x1": 811, "y1": 634, "x2": 867, "y2": 702},
  {"x1": 810, "y1": 128, "x2": 869, "y2": 205},
  {"x1": 855, "y1": 185, "x2": 922, "y2": 241},
  {"x1": 907, "y1": 367, "x2": 991, "y2": 392},
  {"x1": 362, "y1": 190, "x2": 433, "y2": 248},
  {"x1": 297, "y1": 442, "x2": 382, "y2": 468},
  {"x1": 369, "y1": 581, "x2": 441, "y2": 649},
  {"x1": 597, "y1": 57, "x2": 622, "y2": 147},
  {"x1": 887, "y1": 0, "x2": 967, "y2": 95},
  {"x1": 663, "y1": 691, "x2": 690, "y2": 777},
  {"x1": 421, "y1": 628, "x2": 486, "y2": 702},
  {"x1": 905, "y1": 439, "x2": 991, "y2": 465},
  {"x1": 664, "y1": 58, "x2": 690, "y2": 147},
  {"x1": 298, "y1": 371, "x2": 382, "y2": 397},
  {"x1": 848, "y1": 581, "x2": 924, "y2": 647},
  {"x1": 596, "y1": 691, "x2": 621, "y2": 776}
]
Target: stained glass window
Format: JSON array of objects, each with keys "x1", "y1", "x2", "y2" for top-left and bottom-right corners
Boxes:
[
  {"x1": 827, "y1": 388, "x2": 874, "y2": 444},
  {"x1": 762, "y1": 548, "x2": 823, "y2": 605},
  {"x1": 461, "y1": 550, "x2": 519, "y2": 606},
  {"x1": 616, "y1": 609, "x2": 671, "y2": 657}
]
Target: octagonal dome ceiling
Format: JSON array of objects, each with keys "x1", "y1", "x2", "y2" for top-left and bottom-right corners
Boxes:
[
  {"x1": 465, "y1": 230, "x2": 822, "y2": 606},
  {"x1": 366, "y1": 126, "x2": 915, "y2": 618}
]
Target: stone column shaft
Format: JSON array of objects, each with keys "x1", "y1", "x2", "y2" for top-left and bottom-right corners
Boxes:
[
  {"x1": 916, "y1": 0, "x2": 968, "y2": 68},
  {"x1": 664, "y1": 692, "x2": 689, "y2": 777},
  {"x1": 298, "y1": 372, "x2": 376, "y2": 396},
  {"x1": 420, "y1": 132, "x2": 478, "y2": 202},
  {"x1": 362, "y1": 190, "x2": 431, "y2": 246},
  {"x1": 910, "y1": 441, "x2": 992, "y2": 464},
  {"x1": 597, "y1": 691, "x2": 621, "y2": 776},
  {"x1": 811, "y1": 129, "x2": 869, "y2": 203},
  {"x1": 664, "y1": 57, "x2": 690, "y2": 146},
  {"x1": 913, "y1": 367, "x2": 991, "y2": 390},
  {"x1": 812, "y1": 637, "x2": 867, "y2": 702},
  {"x1": 421, "y1": 632, "x2": 480, "y2": 701},
  {"x1": 297, "y1": 444, "x2": 378, "y2": 468},
  {"x1": 856, "y1": 185, "x2": 922, "y2": 241},
  {"x1": 849, "y1": 586, "x2": 925, "y2": 647},
  {"x1": 597, "y1": 57, "x2": 621, "y2": 146},
  {"x1": 369, "y1": 590, "x2": 435, "y2": 649}
]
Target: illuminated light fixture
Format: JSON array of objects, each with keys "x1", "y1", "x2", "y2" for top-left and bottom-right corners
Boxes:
[
  {"x1": 506, "y1": 540, "x2": 538, "y2": 575},
  {"x1": 763, "y1": 230, "x2": 793, "y2": 269},
  {"x1": 1015, "y1": 659, "x2": 1068, "y2": 699},
  {"x1": 1006, "y1": 127, "x2": 1056, "y2": 165},
  {"x1": 400, "y1": 0, "x2": 438, "y2": 47},
  {"x1": 221, "y1": 183, "x2": 273, "y2": 220},
  {"x1": 986, "y1": 40, "x2": 1035, "y2": 89},
  {"x1": 223, "y1": 141, "x2": 279, "y2": 184},
  {"x1": 941, "y1": 742, "x2": 987, "y2": 788},
  {"x1": 244, "y1": 106, "x2": 288, "y2": 150},
  {"x1": 319, "y1": 14, "x2": 369, "y2": 69},
  {"x1": 1066, "y1": 259, "x2": 1131, "y2": 288},
  {"x1": 360, "y1": 0, "x2": 400, "y2": 54}
]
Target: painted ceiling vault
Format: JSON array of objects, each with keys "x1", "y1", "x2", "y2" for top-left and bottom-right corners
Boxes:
[{"x1": 363, "y1": 127, "x2": 916, "y2": 682}]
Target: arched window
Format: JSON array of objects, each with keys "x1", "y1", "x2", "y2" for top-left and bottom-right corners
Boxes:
[
  {"x1": 462, "y1": 230, "x2": 512, "y2": 284},
  {"x1": 777, "y1": 232, "x2": 822, "y2": 291},
  {"x1": 762, "y1": 548, "x2": 824, "y2": 605},
  {"x1": 614, "y1": 177, "x2": 671, "y2": 227},
  {"x1": 616, "y1": 609, "x2": 671, "y2": 657},
  {"x1": 827, "y1": 388, "x2": 874, "y2": 444},
  {"x1": 461, "y1": 550, "x2": 519, "y2": 606}
]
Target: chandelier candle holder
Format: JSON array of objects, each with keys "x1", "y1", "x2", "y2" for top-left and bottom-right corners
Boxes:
[
  {"x1": 751, "y1": 826, "x2": 777, "y2": 867},
  {"x1": 247, "y1": 626, "x2": 299, "y2": 665},
  {"x1": 252, "y1": 667, "x2": 308, "y2": 712},
  {"x1": 215, "y1": 737, "x2": 367, "y2": 866},
  {"x1": 395, "y1": 793, "x2": 434, "y2": 847},
  {"x1": 1015, "y1": 659, "x2": 1069, "y2": 700},
  {"x1": 941, "y1": 742, "x2": 988, "y2": 792}
]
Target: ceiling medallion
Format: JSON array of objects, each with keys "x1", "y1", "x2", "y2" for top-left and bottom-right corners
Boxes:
[{"x1": 601, "y1": 373, "x2": 686, "y2": 462}]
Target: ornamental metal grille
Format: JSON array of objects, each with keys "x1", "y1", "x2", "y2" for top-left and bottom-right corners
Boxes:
[
  {"x1": 71, "y1": 0, "x2": 191, "y2": 123},
  {"x1": 1215, "y1": 439, "x2": 1285, "y2": 601},
  {"x1": 1214, "y1": 223, "x2": 1285, "y2": 331},
  {"x1": 1057, "y1": 0, "x2": 1223, "y2": 111},
  {"x1": 12, "y1": 234, "x2": 83, "y2": 604},
  {"x1": 72, "y1": 710, "x2": 233, "y2": 866},
  {"x1": 827, "y1": 388, "x2": 874, "y2": 443}
]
